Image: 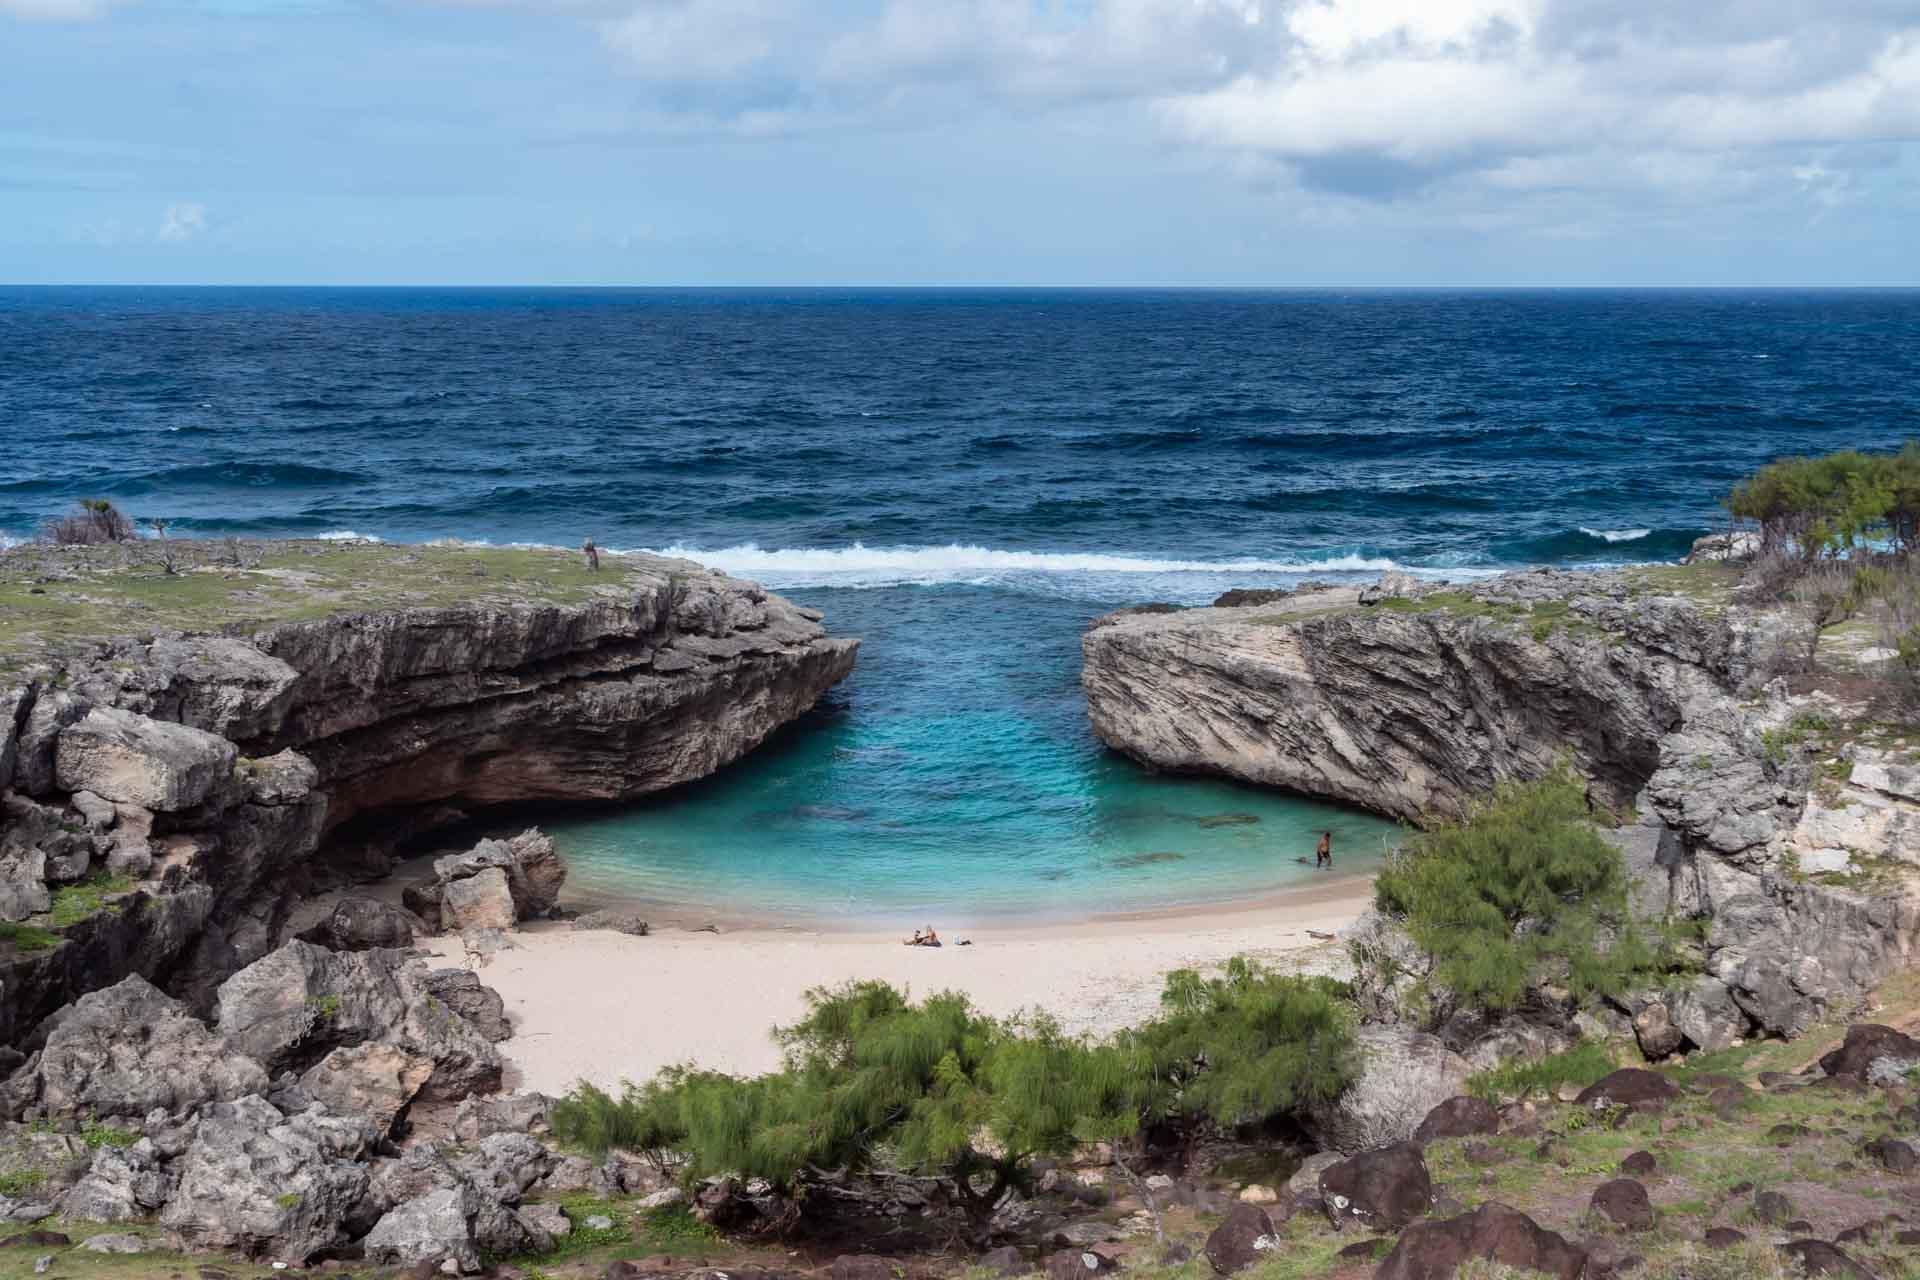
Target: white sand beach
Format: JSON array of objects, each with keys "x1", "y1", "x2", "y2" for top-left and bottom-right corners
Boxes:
[{"x1": 421, "y1": 874, "x2": 1376, "y2": 1095}]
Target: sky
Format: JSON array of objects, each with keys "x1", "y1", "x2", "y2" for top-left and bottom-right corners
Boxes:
[{"x1": 3, "y1": 0, "x2": 1918, "y2": 286}]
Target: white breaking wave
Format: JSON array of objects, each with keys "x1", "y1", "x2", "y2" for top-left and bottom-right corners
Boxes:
[
  {"x1": 1579, "y1": 527, "x2": 1652, "y2": 543},
  {"x1": 645, "y1": 542, "x2": 1406, "y2": 579},
  {"x1": 317, "y1": 530, "x2": 383, "y2": 542}
]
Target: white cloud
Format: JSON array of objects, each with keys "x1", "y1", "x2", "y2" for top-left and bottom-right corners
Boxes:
[
  {"x1": 599, "y1": 0, "x2": 789, "y2": 83},
  {"x1": 1, "y1": 0, "x2": 114, "y2": 19},
  {"x1": 466, "y1": 0, "x2": 1920, "y2": 234},
  {"x1": 158, "y1": 202, "x2": 209, "y2": 242}
]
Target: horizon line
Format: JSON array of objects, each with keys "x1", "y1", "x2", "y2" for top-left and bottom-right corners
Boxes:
[{"x1": 4, "y1": 282, "x2": 1920, "y2": 292}]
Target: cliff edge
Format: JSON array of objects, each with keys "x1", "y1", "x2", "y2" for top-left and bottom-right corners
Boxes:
[
  {"x1": 1083, "y1": 564, "x2": 1920, "y2": 1046},
  {"x1": 0, "y1": 538, "x2": 857, "y2": 1039}
]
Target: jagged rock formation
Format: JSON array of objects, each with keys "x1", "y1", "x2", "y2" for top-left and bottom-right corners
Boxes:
[
  {"x1": 0, "y1": 540, "x2": 857, "y2": 1041},
  {"x1": 0, "y1": 943, "x2": 580, "y2": 1269},
  {"x1": 1082, "y1": 572, "x2": 1742, "y2": 823},
  {"x1": 1084, "y1": 565, "x2": 1920, "y2": 1070}
]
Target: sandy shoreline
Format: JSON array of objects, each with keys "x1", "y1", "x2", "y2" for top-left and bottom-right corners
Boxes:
[{"x1": 421, "y1": 873, "x2": 1376, "y2": 1095}]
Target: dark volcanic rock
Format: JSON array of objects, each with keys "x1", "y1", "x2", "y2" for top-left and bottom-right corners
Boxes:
[
  {"x1": 1753, "y1": 1189, "x2": 1795, "y2": 1225},
  {"x1": 1413, "y1": 1096, "x2": 1500, "y2": 1144},
  {"x1": 1821, "y1": 1024, "x2": 1920, "y2": 1078},
  {"x1": 1702, "y1": 1228, "x2": 1745, "y2": 1249},
  {"x1": 1589, "y1": 1179, "x2": 1655, "y2": 1231},
  {"x1": 1210, "y1": 589, "x2": 1292, "y2": 609},
  {"x1": 1043, "y1": 1250, "x2": 1118, "y2": 1280},
  {"x1": 302, "y1": 896, "x2": 420, "y2": 951},
  {"x1": 1319, "y1": 1142, "x2": 1431, "y2": 1232},
  {"x1": 1777, "y1": 1240, "x2": 1874, "y2": 1278},
  {"x1": 1203, "y1": 1203, "x2": 1280, "y2": 1275},
  {"x1": 828, "y1": 1255, "x2": 894, "y2": 1280},
  {"x1": 1618, "y1": 1151, "x2": 1656, "y2": 1177},
  {"x1": 977, "y1": 1246, "x2": 1028, "y2": 1277},
  {"x1": 1374, "y1": 1201, "x2": 1586, "y2": 1280},
  {"x1": 1574, "y1": 1070, "x2": 1679, "y2": 1111},
  {"x1": 1866, "y1": 1136, "x2": 1918, "y2": 1174},
  {"x1": 422, "y1": 968, "x2": 512, "y2": 1042}
]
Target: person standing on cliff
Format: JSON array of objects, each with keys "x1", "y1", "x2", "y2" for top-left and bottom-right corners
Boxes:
[
  {"x1": 1315, "y1": 830, "x2": 1332, "y2": 869},
  {"x1": 582, "y1": 537, "x2": 600, "y2": 571}
]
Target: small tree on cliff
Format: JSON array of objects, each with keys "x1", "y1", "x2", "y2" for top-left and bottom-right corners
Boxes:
[{"x1": 1367, "y1": 765, "x2": 1685, "y2": 1022}]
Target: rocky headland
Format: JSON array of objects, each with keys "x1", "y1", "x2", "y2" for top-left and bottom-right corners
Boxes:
[
  {"x1": 1084, "y1": 557, "x2": 1920, "y2": 1056},
  {"x1": 0, "y1": 538, "x2": 858, "y2": 1041}
]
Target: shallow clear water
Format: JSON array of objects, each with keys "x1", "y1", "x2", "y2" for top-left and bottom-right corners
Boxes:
[
  {"x1": 6, "y1": 287, "x2": 1917, "y2": 922},
  {"x1": 550, "y1": 581, "x2": 1399, "y2": 926}
]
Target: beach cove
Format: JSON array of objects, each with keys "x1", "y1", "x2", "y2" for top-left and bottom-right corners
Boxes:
[{"x1": 422, "y1": 875, "x2": 1375, "y2": 1093}]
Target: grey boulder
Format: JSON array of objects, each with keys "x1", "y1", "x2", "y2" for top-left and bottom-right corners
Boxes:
[
  {"x1": 4, "y1": 975, "x2": 268, "y2": 1121},
  {"x1": 159, "y1": 1095, "x2": 376, "y2": 1261},
  {"x1": 297, "y1": 1043, "x2": 436, "y2": 1139},
  {"x1": 301, "y1": 897, "x2": 421, "y2": 952},
  {"x1": 54, "y1": 707, "x2": 236, "y2": 813},
  {"x1": 361, "y1": 1182, "x2": 530, "y2": 1273},
  {"x1": 214, "y1": 941, "x2": 502, "y2": 1102},
  {"x1": 1308, "y1": 1026, "x2": 1470, "y2": 1154},
  {"x1": 61, "y1": 1141, "x2": 172, "y2": 1222},
  {"x1": 424, "y1": 969, "x2": 512, "y2": 1043}
]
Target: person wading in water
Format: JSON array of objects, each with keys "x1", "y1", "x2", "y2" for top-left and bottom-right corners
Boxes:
[{"x1": 1315, "y1": 830, "x2": 1332, "y2": 869}]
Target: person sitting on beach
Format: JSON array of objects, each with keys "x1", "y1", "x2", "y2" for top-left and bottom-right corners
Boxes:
[
  {"x1": 903, "y1": 925, "x2": 942, "y2": 947},
  {"x1": 1315, "y1": 830, "x2": 1332, "y2": 869}
]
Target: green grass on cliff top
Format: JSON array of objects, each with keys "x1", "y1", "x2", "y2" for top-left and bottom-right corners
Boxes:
[{"x1": 0, "y1": 539, "x2": 686, "y2": 679}]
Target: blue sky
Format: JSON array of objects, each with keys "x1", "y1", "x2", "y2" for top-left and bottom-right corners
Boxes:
[{"x1": 4, "y1": 0, "x2": 1918, "y2": 285}]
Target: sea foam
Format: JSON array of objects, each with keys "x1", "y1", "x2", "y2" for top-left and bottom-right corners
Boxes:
[
  {"x1": 1578, "y1": 527, "x2": 1652, "y2": 543},
  {"x1": 645, "y1": 542, "x2": 1407, "y2": 581}
]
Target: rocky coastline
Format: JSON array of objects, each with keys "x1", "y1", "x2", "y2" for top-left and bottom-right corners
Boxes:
[
  {"x1": 6, "y1": 533, "x2": 1920, "y2": 1280},
  {"x1": 1083, "y1": 556, "x2": 1920, "y2": 1054},
  {"x1": 0, "y1": 538, "x2": 858, "y2": 1040}
]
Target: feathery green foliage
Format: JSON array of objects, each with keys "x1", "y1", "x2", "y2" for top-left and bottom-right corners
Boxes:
[
  {"x1": 1122, "y1": 958, "x2": 1357, "y2": 1129},
  {"x1": 1726, "y1": 442, "x2": 1920, "y2": 559},
  {"x1": 552, "y1": 969, "x2": 1358, "y2": 1237},
  {"x1": 1372, "y1": 766, "x2": 1683, "y2": 1018}
]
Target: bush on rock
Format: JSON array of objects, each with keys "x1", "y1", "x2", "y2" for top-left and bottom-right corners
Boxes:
[
  {"x1": 1367, "y1": 766, "x2": 1686, "y2": 1024},
  {"x1": 553, "y1": 966, "x2": 1357, "y2": 1238}
]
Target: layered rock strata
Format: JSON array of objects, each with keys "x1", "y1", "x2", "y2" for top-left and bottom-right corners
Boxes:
[
  {"x1": 0, "y1": 540, "x2": 857, "y2": 1040},
  {"x1": 1084, "y1": 565, "x2": 1920, "y2": 1061}
]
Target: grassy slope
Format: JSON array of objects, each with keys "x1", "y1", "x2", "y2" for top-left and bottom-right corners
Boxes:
[{"x1": 0, "y1": 539, "x2": 681, "y2": 678}]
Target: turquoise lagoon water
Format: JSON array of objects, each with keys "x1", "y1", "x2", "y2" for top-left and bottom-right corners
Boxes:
[{"x1": 546, "y1": 578, "x2": 1400, "y2": 926}]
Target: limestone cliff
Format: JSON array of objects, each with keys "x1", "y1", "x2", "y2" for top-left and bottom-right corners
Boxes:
[
  {"x1": 0, "y1": 539, "x2": 857, "y2": 1040},
  {"x1": 1083, "y1": 564, "x2": 1920, "y2": 1047}
]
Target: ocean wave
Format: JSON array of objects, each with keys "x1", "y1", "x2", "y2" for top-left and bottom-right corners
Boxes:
[
  {"x1": 1579, "y1": 527, "x2": 1652, "y2": 543},
  {"x1": 317, "y1": 530, "x2": 383, "y2": 542},
  {"x1": 104, "y1": 462, "x2": 368, "y2": 495},
  {"x1": 642, "y1": 542, "x2": 1409, "y2": 579}
]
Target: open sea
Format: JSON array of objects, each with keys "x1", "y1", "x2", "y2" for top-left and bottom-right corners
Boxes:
[{"x1": 4, "y1": 288, "x2": 1918, "y2": 924}]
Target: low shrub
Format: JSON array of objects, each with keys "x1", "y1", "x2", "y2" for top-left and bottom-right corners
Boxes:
[
  {"x1": 553, "y1": 968, "x2": 1359, "y2": 1238},
  {"x1": 39, "y1": 498, "x2": 136, "y2": 545},
  {"x1": 1726, "y1": 445, "x2": 1920, "y2": 561},
  {"x1": 1121, "y1": 958, "x2": 1357, "y2": 1132},
  {"x1": 1370, "y1": 765, "x2": 1686, "y2": 1020}
]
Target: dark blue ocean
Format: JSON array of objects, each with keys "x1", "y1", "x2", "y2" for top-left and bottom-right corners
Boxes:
[{"x1": 4, "y1": 288, "x2": 1917, "y2": 922}]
